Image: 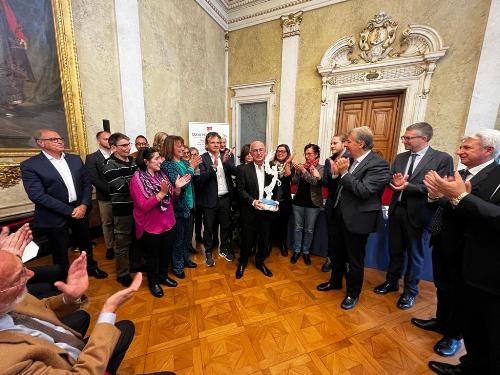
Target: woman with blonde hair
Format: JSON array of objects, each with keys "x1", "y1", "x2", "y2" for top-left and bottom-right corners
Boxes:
[{"x1": 153, "y1": 131, "x2": 168, "y2": 159}]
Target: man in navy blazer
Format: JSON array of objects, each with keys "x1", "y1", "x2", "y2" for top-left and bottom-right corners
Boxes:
[
  {"x1": 20, "y1": 129, "x2": 107, "y2": 278},
  {"x1": 374, "y1": 122, "x2": 453, "y2": 310}
]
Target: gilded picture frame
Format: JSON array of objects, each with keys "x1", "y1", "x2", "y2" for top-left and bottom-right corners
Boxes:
[{"x1": 0, "y1": 0, "x2": 87, "y2": 159}]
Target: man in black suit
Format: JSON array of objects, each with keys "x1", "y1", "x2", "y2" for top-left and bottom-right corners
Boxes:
[
  {"x1": 85, "y1": 131, "x2": 114, "y2": 260},
  {"x1": 424, "y1": 129, "x2": 500, "y2": 375},
  {"x1": 20, "y1": 129, "x2": 107, "y2": 279},
  {"x1": 236, "y1": 140, "x2": 281, "y2": 279},
  {"x1": 321, "y1": 133, "x2": 349, "y2": 272},
  {"x1": 317, "y1": 126, "x2": 390, "y2": 310},
  {"x1": 374, "y1": 122, "x2": 453, "y2": 310},
  {"x1": 197, "y1": 132, "x2": 237, "y2": 266}
]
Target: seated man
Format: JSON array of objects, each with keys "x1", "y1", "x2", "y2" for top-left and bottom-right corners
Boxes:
[{"x1": 0, "y1": 225, "x2": 143, "y2": 374}]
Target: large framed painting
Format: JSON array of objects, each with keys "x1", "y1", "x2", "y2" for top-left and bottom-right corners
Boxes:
[{"x1": 0, "y1": 0, "x2": 87, "y2": 158}]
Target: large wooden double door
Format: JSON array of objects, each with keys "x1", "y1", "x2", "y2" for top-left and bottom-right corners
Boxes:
[{"x1": 336, "y1": 92, "x2": 404, "y2": 161}]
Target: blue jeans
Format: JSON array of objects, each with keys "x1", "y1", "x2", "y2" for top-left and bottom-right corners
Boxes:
[
  {"x1": 172, "y1": 216, "x2": 191, "y2": 273},
  {"x1": 292, "y1": 205, "x2": 321, "y2": 254}
]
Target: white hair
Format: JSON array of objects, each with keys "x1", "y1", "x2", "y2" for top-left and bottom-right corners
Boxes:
[{"x1": 464, "y1": 129, "x2": 500, "y2": 159}]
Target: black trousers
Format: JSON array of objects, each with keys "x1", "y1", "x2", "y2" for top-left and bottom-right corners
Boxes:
[
  {"x1": 61, "y1": 310, "x2": 91, "y2": 338},
  {"x1": 141, "y1": 230, "x2": 175, "y2": 284},
  {"x1": 106, "y1": 320, "x2": 135, "y2": 375},
  {"x1": 325, "y1": 200, "x2": 335, "y2": 261},
  {"x1": 194, "y1": 203, "x2": 203, "y2": 240},
  {"x1": 459, "y1": 284, "x2": 500, "y2": 374},
  {"x1": 329, "y1": 207, "x2": 369, "y2": 297},
  {"x1": 202, "y1": 195, "x2": 232, "y2": 253},
  {"x1": 271, "y1": 200, "x2": 291, "y2": 248},
  {"x1": 42, "y1": 216, "x2": 97, "y2": 274},
  {"x1": 27, "y1": 264, "x2": 66, "y2": 299},
  {"x1": 431, "y1": 234, "x2": 463, "y2": 339},
  {"x1": 386, "y1": 205, "x2": 426, "y2": 297},
  {"x1": 239, "y1": 210, "x2": 274, "y2": 265}
]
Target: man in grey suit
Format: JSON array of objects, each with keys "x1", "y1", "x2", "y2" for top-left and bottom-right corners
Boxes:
[
  {"x1": 374, "y1": 122, "x2": 453, "y2": 310},
  {"x1": 317, "y1": 126, "x2": 390, "y2": 310},
  {"x1": 85, "y1": 131, "x2": 115, "y2": 260}
]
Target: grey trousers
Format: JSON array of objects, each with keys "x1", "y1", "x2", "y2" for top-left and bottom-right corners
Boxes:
[
  {"x1": 98, "y1": 200, "x2": 114, "y2": 250},
  {"x1": 113, "y1": 215, "x2": 132, "y2": 277}
]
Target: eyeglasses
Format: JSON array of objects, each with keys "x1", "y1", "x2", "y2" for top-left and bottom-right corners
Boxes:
[
  {"x1": 37, "y1": 137, "x2": 64, "y2": 143},
  {"x1": 401, "y1": 136, "x2": 423, "y2": 141},
  {"x1": 276, "y1": 149, "x2": 287, "y2": 153},
  {"x1": 116, "y1": 143, "x2": 131, "y2": 148},
  {"x1": 135, "y1": 142, "x2": 148, "y2": 147},
  {"x1": 0, "y1": 267, "x2": 30, "y2": 294}
]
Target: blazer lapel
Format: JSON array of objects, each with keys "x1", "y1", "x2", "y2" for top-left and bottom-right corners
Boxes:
[
  {"x1": 38, "y1": 153, "x2": 65, "y2": 186},
  {"x1": 351, "y1": 152, "x2": 374, "y2": 176},
  {"x1": 409, "y1": 147, "x2": 434, "y2": 181},
  {"x1": 471, "y1": 162, "x2": 498, "y2": 195}
]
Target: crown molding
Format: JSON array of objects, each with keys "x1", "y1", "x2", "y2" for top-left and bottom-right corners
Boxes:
[{"x1": 194, "y1": 0, "x2": 347, "y2": 31}]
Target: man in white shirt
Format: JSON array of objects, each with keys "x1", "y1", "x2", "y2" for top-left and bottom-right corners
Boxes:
[{"x1": 20, "y1": 129, "x2": 107, "y2": 279}]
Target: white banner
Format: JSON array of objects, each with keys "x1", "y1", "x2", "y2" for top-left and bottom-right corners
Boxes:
[{"x1": 188, "y1": 122, "x2": 230, "y2": 153}]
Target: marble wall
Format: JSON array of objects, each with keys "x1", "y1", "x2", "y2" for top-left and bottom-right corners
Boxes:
[{"x1": 228, "y1": 0, "x2": 492, "y2": 158}]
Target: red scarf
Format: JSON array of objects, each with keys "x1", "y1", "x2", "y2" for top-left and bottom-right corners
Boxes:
[{"x1": 303, "y1": 158, "x2": 319, "y2": 170}]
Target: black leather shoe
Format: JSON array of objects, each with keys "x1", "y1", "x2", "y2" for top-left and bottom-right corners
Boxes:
[
  {"x1": 280, "y1": 243, "x2": 288, "y2": 257},
  {"x1": 105, "y1": 248, "x2": 115, "y2": 260},
  {"x1": 256, "y1": 263, "x2": 273, "y2": 277},
  {"x1": 373, "y1": 281, "x2": 399, "y2": 294},
  {"x1": 173, "y1": 271, "x2": 186, "y2": 279},
  {"x1": 341, "y1": 295, "x2": 359, "y2": 310},
  {"x1": 88, "y1": 267, "x2": 108, "y2": 279},
  {"x1": 434, "y1": 337, "x2": 462, "y2": 357},
  {"x1": 117, "y1": 274, "x2": 133, "y2": 287},
  {"x1": 321, "y1": 257, "x2": 332, "y2": 272},
  {"x1": 149, "y1": 283, "x2": 164, "y2": 298},
  {"x1": 411, "y1": 317, "x2": 444, "y2": 334},
  {"x1": 290, "y1": 252, "x2": 300, "y2": 264},
  {"x1": 185, "y1": 260, "x2": 197, "y2": 268},
  {"x1": 235, "y1": 263, "x2": 246, "y2": 279},
  {"x1": 428, "y1": 361, "x2": 464, "y2": 374},
  {"x1": 303, "y1": 253, "x2": 311, "y2": 265},
  {"x1": 159, "y1": 276, "x2": 177, "y2": 288},
  {"x1": 316, "y1": 281, "x2": 342, "y2": 291},
  {"x1": 397, "y1": 294, "x2": 416, "y2": 309}
]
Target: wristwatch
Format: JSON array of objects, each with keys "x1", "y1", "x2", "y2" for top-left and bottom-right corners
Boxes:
[{"x1": 450, "y1": 192, "x2": 469, "y2": 206}]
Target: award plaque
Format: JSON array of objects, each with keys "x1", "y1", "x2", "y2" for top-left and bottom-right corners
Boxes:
[{"x1": 259, "y1": 152, "x2": 281, "y2": 211}]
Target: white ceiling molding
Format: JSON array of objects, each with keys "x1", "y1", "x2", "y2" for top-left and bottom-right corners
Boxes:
[{"x1": 194, "y1": 0, "x2": 347, "y2": 31}]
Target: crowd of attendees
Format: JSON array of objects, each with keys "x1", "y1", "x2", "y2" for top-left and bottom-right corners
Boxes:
[{"x1": 0, "y1": 124, "x2": 499, "y2": 374}]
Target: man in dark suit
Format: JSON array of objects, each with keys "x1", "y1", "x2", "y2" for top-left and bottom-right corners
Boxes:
[
  {"x1": 85, "y1": 130, "x2": 114, "y2": 260},
  {"x1": 317, "y1": 126, "x2": 390, "y2": 310},
  {"x1": 236, "y1": 140, "x2": 281, "y2": 279},
  {"x1": 321, "y1": 133, "x2": 349, "y2": 272},
  {"x1": 374, "y1": 122, "x2": 453, "y2": 310},
  {"x1": 424, "y1": 129, "x2": 500, "y2": 375},
  {"x1": 20, "y1": 129, "x2": 107, "y2": 279},
  {"x1": 197, "y1": 132, "x2": 237, "y2": 267}
]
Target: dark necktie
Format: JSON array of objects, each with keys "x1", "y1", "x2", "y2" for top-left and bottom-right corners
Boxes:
[
  {"x1": 401, "y1": 153, "x2": 418, "y2": 202},
  {"x1": 333, "y1": 160, "x2": 358, "y2": 208},
  {"x1": 9, "y1": 311, "x2": 85, "y2": 350},
  {"x1": 459, "y1": 169, "x2": 471, "y2": 181}
]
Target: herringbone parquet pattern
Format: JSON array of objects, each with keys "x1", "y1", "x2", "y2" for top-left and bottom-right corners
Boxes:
[{"x1": 30, "y1": 238, "x2": 465, "y2": 374}]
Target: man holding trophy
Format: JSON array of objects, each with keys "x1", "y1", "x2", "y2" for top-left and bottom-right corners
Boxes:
[{"x1": 236, "y1": 141, "x2": 282, "y2": 279}]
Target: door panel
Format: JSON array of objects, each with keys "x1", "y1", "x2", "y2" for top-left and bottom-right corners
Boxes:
[{"x1": 336, "y1": 93, "x2": 402, "y2": 161}]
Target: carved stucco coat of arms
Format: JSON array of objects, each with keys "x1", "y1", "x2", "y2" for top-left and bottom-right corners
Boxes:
[{"x1": 359, "y1": 11, "x2": 398, "y2": 63}]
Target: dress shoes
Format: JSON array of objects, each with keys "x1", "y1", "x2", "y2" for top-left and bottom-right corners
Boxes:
[
  {"x1": 256, "y1": 263, "x2": 273, "y2": 277},
  {"x1": 316, "y1": 281, "x2": 342, "y2": 291},
  {"x1": 280, "y1": 243, "x2": 288, "y2": 257},
  {"x1": 290, "y1": 252, "x2": 300, "y2": 264},
  {"x1": 173, "y1": 270, "x2": 186, "y2": 279},
  {"x1": 88, "y1": 267, "x2": 108, "y2": 279},
  {"x1": 341, "y1": 295, "x2": 359, "y2": 310},
  {"x1": 159, "y1": 276, "x2": 178, "y2": 288},
  {"x1": 105, "y1": 248, "x2": 115, "y2": 260},
  {"x1": 321, "y1": 257, "x2": 332, "y2": 272},
  {"x1": 117, "y1": 274, "x2": 133, "y2": 287},
  {"x1": 397, "y1": 294, "x2": 416, "y2": 309},
  {"x1": 434, "y1": 337, "x2": 462, "y2": 357},
  {"x1": 235, "y1": 263, "x2": 246, "y2": 279},
  {"x1": 411, "y1": 317, "x2": 444, "y2": 334},
  {"x1": 149, "y1": 283, "x2": 164, "y2": 298},
  {"x1": 428, "y1": 361, "x2": 464, "y2": 374},
  {"x1": 373, "y1": 281, "x2": 399, "y2": 294},
  {"x1": 303, "y1": 253, "x2": 311, "y2": 265},
  {"x1": 185, "y1": 260, "x2": 198, "y2": 268}
]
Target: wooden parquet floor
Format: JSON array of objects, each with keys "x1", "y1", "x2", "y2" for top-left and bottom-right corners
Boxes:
[{"x1": 29, "y1": 238, "x2": 466, "y2": 374}]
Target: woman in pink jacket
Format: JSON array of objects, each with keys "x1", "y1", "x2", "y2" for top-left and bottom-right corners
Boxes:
[{"x1": 130, "y1": 147, "x2": 190, "y2": 297}]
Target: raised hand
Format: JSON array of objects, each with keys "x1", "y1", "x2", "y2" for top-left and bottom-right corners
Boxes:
[
  {"x1": 294, "y1": 163, "x2": 305, "y2": 174},
  {"x1": 336, "y1": 157, "x2": 350, "y2": 175},
  {"x1": 159, "y1": 180, "x2": 169, "y2": 194},
  {"x1": 223, "y1": 149, "x2": 231, "y2": 163},
  {"x1": 190, "y1": 154, "x2": 202, "y2": 169},
  {"x1": 310, "y1": 165, "x2": 321, "y2": 179},
  {"x1": 0, "y1": 223, "x2": 33, "y2": 257},
  {"x1": 175, "y1": 174, "x2": 191, "y2": 189},
  {"x1": 390, "y1": 173, "x2": 409, "y2": 191},
  {"x1": 101, "y1": 272, "x2": 143, "y2": 314},
  {"x1": 54, "y1": 251, "x2": 89, "y2": 300}
]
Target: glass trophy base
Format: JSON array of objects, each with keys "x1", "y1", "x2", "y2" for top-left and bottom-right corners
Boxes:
[{"x1": 259, "y1": 198, "x2": 279, "y2": 211}]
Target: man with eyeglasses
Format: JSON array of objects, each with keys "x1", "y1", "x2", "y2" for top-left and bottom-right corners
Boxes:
[
  {"x1": 130, "y1": 135, "x2": 149, "y2": 159},
  {"x1": 102, "y1": 132, "x2": 141, "y2": 287},
  {"x1": 20, "y1": 129, "x2": 108, "y2": 280},
  {"x1": 373, "y1": 122, "x2": 453, "y2": 312}
]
